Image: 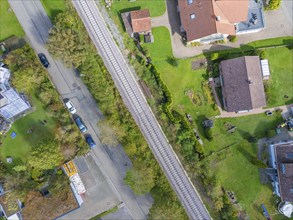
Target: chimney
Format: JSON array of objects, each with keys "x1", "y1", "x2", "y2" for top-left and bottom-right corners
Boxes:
[{"x1": 216, "y1": 16, "x2": 221, "y2": 21}]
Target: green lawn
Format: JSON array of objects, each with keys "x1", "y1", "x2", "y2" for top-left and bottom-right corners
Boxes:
[
  {"x1": 247, "y1": 36, "x2": 293, "y2": 48},
  {"x1": 144, "y1": 26, "x2": 288, "y2": 219},
  {"x1": 144, "y1": 27, "x2": 172, "y2": 61},
  {"x1": 213, "y1": 144, "x2": 281, "y2": 219},
  {"x1": 0, "y1": 95, "x2": 57, "y2": 162},
  {"x1": 0, "y1": 0, "x2": 24, "y2": 41},
  {"x1": 264, "y1": 47, "x2": 293, "y2": 107},
  {"x1": 41, "y1": 0, "x2": 66, "y2": 22}
]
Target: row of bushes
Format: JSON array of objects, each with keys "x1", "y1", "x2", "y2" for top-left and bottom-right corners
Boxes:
[
  {"x1": 148, "y1": 63, "x2": 204, "y2": 156},
  {"x1": 46, "y1": 4, "x2": 189, "y2": 219}
]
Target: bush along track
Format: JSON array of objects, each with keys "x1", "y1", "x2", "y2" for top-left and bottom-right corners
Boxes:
[{"x1": 46, "y1": 3, "x2": 188, "y2": 219}]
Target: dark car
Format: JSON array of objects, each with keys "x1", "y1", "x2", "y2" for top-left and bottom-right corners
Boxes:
[
  {"x1": 38, "y1": 53, "x2": 50, "y2": 68},
  {"x1": 74, "y1": 117, "x2": 87, "y2": 133},
  {"x1": 86, "y1": 136, "x2": 96, "y2": 148}
]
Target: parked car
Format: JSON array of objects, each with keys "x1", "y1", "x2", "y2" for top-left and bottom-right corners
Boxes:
[
  {"x1": 38, "y1": 53, "x2": 50, "y2": 68},
  {"x1": 75, "y1": 117, "x2": 87, "y2": 133},
  {"x1": 86, "y1": 135, "x2": 96, "y2": 148},
  {"x1": 64, "y1": 99, "x2": 76, "y2": 114}
]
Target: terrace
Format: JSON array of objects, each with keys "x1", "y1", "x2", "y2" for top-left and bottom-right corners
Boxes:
[{"x1": 236, "y1": 0, "x2": 265, "y2": 34}]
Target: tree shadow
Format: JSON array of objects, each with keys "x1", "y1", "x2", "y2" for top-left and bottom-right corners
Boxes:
[
  {"x1": 236, "y1": 144, "x2": 254, "y2": 164},
  {"x1": 49, "y1": 9, "x2": 63, "y2": 23},
  {"x1": 195, "y1": 114, "x2": 209, "y2": 139}
]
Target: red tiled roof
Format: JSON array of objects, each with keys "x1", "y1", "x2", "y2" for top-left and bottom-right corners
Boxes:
[{"x1": 130, "y1": 9, "x2": 151, "y2": 33}]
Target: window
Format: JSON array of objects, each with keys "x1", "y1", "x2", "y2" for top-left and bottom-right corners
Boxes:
[
  {"x1": 286, "y1": 153, "x2": 293, "y2": 159},
  {"x1": 188, "y1": 0, "x2": 193, "y2": 5},
  {"x1": 190, "y1": 13, "x2": 196, "y2": 20}
]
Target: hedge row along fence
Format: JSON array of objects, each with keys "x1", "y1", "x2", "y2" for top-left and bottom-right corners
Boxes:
[{"x1": 148, "y1": 64, "x2": 204, "y2": 156}]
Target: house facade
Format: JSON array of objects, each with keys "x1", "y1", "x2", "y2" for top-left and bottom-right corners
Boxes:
[
  {"x1": 219, "y1": 56, "x2": 266, "y2": 113},
  {"x1": 178, "y1": 0, "x2": 265, "y2": 43}
]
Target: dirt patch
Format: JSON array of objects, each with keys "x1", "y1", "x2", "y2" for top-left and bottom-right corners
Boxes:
[
  {"x1": 191, "y1": 58, "x2": 207, "y2": 70},
  {"x1": 185, "y1": 89, "x2": 203, "y2": 106},
  {"x1": 138, "y1": 80, "x2": 152, "y2": 99}
]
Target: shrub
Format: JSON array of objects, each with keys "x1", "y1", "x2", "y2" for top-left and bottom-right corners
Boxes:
[
  {"x1": 205, "y1": 128, "x2": 213, "y2": 141},
  {"x1": 257, "y1": 49, "x2": 267, "y2": 59},
  {"x1": 229, "y1": 36, "x2": 238, "y2": 43},
  {"x1": 265, "y1": 0, "x2": 281, "y2": 10},
  {"x1": 167, "y1": 56, "x2": 178, "y2": 66},
  {"x1": 188, "y1": 41, "x2": 201, "y2": 47},
  {"x1": 266, "y1": 129, "x2": 277, "y2": 138},
  {"x1": 211, "y1": 53, "x2": 219, "y2": 61}
]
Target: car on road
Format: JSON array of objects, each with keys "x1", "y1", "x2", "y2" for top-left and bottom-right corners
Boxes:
[
  {"x1": 38, "y1": 53, "x2": 50, "y2": 68},
  {"x1": 86, "y1": 135, "x2": 96, "y2": 148},
  {"x1": 75, "y1": 117, "x2": 87, "y2": 133},
  {"x1": 64, "y1": 99, "x2": 76, "y2": 114}
]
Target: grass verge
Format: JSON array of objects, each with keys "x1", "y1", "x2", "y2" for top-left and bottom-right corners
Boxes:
[
  {"x1": 0, "y1": 0, "x2": 24, "y2": 41},
  {"x1": 41, "y1": 0, "x2": 66, "y2": 22}
]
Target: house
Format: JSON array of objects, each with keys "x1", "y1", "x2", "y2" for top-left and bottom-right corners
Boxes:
[
  {"x1": 0, "y1": 66, "x2": 30, "y2": 121},
  {"x1": 267, "y1": 141, "x2": 293, "y2": 202},
  {"x1": 219, "y1": 56, "x2": 266, "y2": 112},
  {"x1": 0, "y1": 88, "x2": 30, "y2": 121},
  {"x1": 178, "y1": 0, "x2": 264, "y2": 43},
  {"x1": 130, "y1": 9, "x2": 151, "y2": 34},
  {"x1": 121, "y1": 9, "x2": 153, "y2": 42}
]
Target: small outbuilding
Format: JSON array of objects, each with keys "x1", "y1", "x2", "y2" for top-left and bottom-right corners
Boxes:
[{"x1": 121, "y1": 9, "x2": 153, "y2": 42}]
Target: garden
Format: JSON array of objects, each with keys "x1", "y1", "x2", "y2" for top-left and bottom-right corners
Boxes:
[{"x1": 139, "y1": 25, "x2": 292, "y2": 218}]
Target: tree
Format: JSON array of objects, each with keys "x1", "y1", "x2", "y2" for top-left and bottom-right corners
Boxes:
[
  {"x1": 47, "y1": 27, "x2": 87, "y2": 67},
  {"x1": 97, "y1": 119, "x2": 126, "y2": 146},
  {"x1": 28, "y1": 141, "x2": 63, "y2": 171},
  {"x1": 124, "y1": 166, "x2": 155, "y2": 195}
]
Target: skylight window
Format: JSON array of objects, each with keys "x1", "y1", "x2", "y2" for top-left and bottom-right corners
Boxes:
[
  {"x1": 190, "y1": 13, "x2": 196, "y2": 20},
  {"x1": 188, "y1": 0, "x2": 193, "y2": 5}
]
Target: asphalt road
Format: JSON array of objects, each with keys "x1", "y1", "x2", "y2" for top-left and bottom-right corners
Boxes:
[
  {"x1": 8, "y1": 0, "x2": 148, "y2": 219},
  {"x1": 72, "y1": 1, "x2": 211, "y2": 219}
]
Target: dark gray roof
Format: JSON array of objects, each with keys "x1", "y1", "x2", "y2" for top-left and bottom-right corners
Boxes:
[
  {"x1": 275, "y1": 142, "x2": 293, "y2": 202},
  {"x1": 220, "y1": 56, "x2": 266, "y2": 112}
]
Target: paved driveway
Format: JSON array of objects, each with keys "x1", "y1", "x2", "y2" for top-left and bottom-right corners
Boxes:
[{"x1": 152, "y1": 0, "x2": 293, "y2": 58}]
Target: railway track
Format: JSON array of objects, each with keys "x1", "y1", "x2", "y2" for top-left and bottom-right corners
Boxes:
[{"x1": 72, "y1": 1, "x2": 211, "y2": 219}]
